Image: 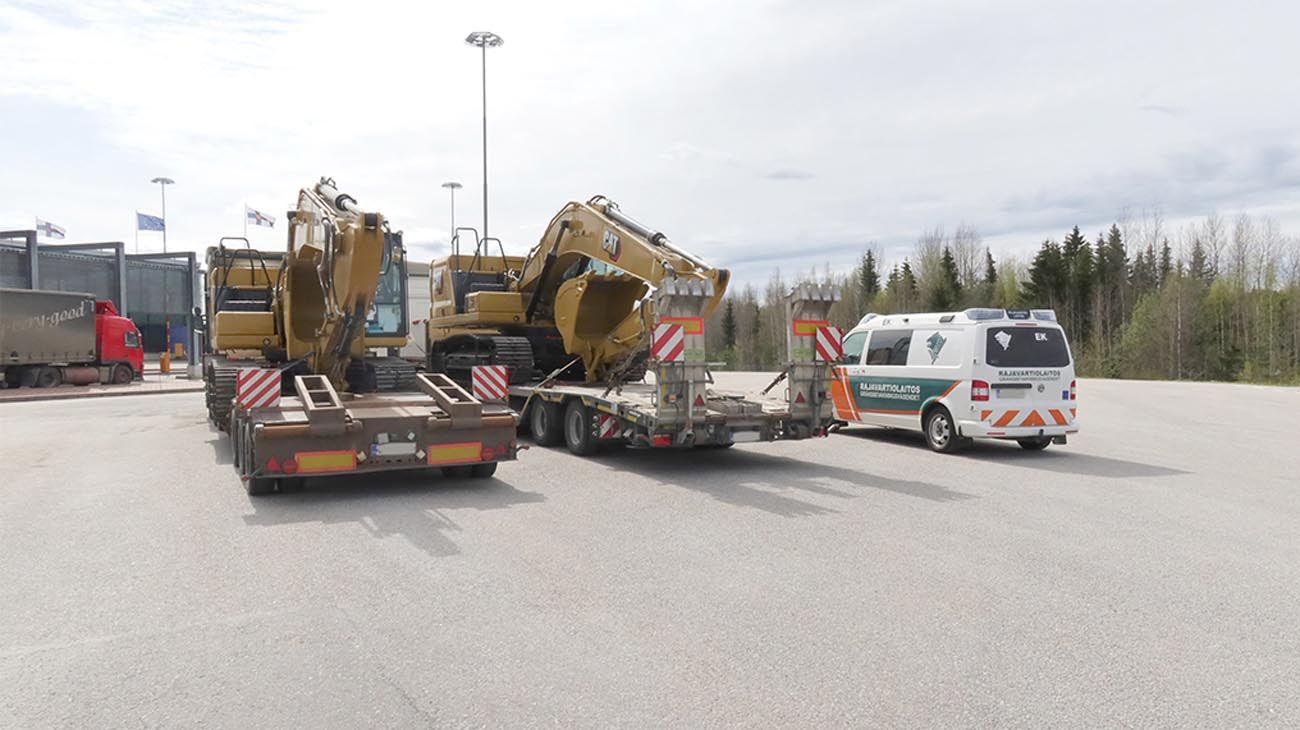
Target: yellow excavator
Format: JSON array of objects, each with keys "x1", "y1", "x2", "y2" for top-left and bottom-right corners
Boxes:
[
  {"x1": 205, "y1": 178, "x2": 416, "y2": 426},
  {"x1": 426, "y1": 195, "x2": 730, "y2": 385},
  {"x1": 426, "y1": 196, "x2": 839, "y2": 456},
  {"x1": 204, "y1": 178, "x2": 517, "y2": 493}
]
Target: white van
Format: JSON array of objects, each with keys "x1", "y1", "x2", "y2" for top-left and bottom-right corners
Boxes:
[{"x1": 830, "y1": 308, "x2": 1078, "y2": 453}]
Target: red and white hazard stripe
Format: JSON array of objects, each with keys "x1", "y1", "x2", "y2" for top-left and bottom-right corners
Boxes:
[
  {"x1": 815, "y1": 325, "x2": 844, "y2": 362},
  {"x1": 472, "y1": 365, "x2": 510, "y2": 402},
  {"x1": 597, "y1": 414, "x2": 620, "y2": 439},
  {"x1": 651, "y1": 322, "x2": 685, "y2": 362},
  {"x1": 236, "y1": 367, "x2": 281, "y2": 409}
]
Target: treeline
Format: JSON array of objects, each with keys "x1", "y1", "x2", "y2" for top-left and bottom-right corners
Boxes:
[{"x1": 705, "y1": 211, "x2": 1300, "y2": 384}]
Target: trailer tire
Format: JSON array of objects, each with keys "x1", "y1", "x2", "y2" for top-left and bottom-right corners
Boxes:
[
  {"x1": 18, "y1": 368, "x2": 38, "y2": 388},
  {"x1": 563, "y1": 400, "x2": 598, "y2": 457},
  {"x1": 529, "y1": 400, "x2": 563, "y2": 447},
  {"x1": 470, "y1": 462, "x2": 498, "y2": 478},
  {"x1": 442, "y1": 465, "x2": 473, "y2": 479},
  {"x1": 34, "y1": 367, "x2": 61, "y2": 389},
  {"x1": 111, "y1": 363, "x2": 133, "y2": 385}
]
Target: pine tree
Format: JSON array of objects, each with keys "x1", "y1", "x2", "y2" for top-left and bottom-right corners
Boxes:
[
  {"x1": 1060, "y1": 226, "x2": 1094, "y2": 341},
  {"x1": 859, "y1": 250, "x2": 880, "y2": 312},
  {"x1": 1159, "y1": 238, "x2": 1173, "y2": 285},
  {"x1": 929, "y1": 246, "x2": 962, "y2": 310},
  {"x1": 1024, "y1": 239, "x2": 1068, "y2": 311},
  {"x1": 1189, "y1": 239, "x2": 1212, "y2": 284},
  {"x1": 900, "y1": 260, "x2": 918, "y2": 311},
  {"x1": 721, "y1": 299, "x2": 737, "y2": 350},
  {"x1": 984, "y1": 249, "x2": 997, "y2": 285}
]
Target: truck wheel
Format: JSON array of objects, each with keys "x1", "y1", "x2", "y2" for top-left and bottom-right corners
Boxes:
[
  {"x1": 470, "y1": 462, "x2": 498, "y2": 478},
  {"x1": 563, "y1": 400, "x2": 598, "y2": 456},
  {"x1": 246, "y1": 476, "x2": 277, "y2": 496},
  {"x1": 34, "y1": 367, "x2": 62, "y2": 389},
  {"x1": 111, "y1": 363, "x2": 133, "y2": 384},
  {"x1": 923, "y1": 407, "x2": 965, "y2": 454},
  {"x1": 529, "y1": 400, "x2": 563, "y2": 447},
  {"x1": 18, "y1": 368, "x2": 37, "y2": 388},
  {"x1": 1017, "y1": 437, "x2": 1052, "y2": 451}
]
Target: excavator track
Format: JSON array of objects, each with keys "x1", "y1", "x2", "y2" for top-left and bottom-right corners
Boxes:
[
  {"x1": 346, "y1": 356, "x2": 418, "y2": 393},
  {"x1": 432, "y1": 335, "x2": 535, "y2": 386},
  {"x1": 204, "y1": 355, "x2": 268, "y2": 430}
]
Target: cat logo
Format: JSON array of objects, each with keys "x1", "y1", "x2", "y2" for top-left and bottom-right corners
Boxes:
[{"x1": 602, "y1": 230, "x2": 621, "y2": 261}]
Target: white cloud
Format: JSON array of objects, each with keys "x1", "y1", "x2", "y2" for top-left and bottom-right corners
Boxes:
[{"x1": 2, "y1": 0, "x2": 1300, "y2": 283}]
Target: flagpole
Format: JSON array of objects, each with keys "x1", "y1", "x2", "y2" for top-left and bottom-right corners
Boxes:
[
  {"x1": 243, "y1": 204, "x2": 247, "y2": 238},
  {"x1": 134, "y1": 212, "x2": 139, "y2": 254}
]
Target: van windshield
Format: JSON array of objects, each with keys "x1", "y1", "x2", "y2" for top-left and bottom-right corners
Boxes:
[{"x1": 985, "y1": 327, "x2": 1070, "y2": 367}]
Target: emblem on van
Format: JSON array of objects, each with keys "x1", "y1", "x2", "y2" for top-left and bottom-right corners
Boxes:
[{"x1": 926, "y1": 331, "x2": 947, "y2": 364}]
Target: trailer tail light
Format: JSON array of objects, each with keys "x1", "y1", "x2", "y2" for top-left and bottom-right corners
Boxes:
[
  {"x1": 282, "y1": 459, "x2": 299, "y2": 475},
  {"x1": 652, "y1": 435, "x2": 673, "y2": 447},
  {"x1": 1070, "y1": 380, "x2": 1077, "y2": 400},
  {"x1": 971, "y1": 380, "x2": 990, "y2": 401},
  {"x1": 264, "y1": 457, "x2": 281, "y2": 473}
]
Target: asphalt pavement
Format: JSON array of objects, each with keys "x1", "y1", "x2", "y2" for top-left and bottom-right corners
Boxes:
[{"x1": 2, "y1": 375, "x2": 1297, "y2": 728}]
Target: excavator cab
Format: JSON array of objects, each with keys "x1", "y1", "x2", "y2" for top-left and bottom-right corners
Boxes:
[
  {"x1": 364, "y1": 227, "x2": 410, "y2": 342},
  {"x1": 447, "y1": 227, "x2": 513, "y2": 315}
]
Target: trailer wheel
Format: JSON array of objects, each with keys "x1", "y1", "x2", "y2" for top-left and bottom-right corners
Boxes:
[
  {"x1": 470, "y1": 462, "x2": 498, "y2": 478},
  {"x1": 34, "y1": 367, "x2": 62, "y2": 389},
  {"x1": 529, "y1": 400, "x2": 563, "y2": 447},
  {"x1": 442, "y1": 465, "x2": 473, "y2": 479},
  {"x1": 563, "y1": 400, "x2": 598, "y2": 456},
  {"x1": 18, "y1": 368, "x2": 37, "y2": 388},
  {"x1": 111, "y1": 363, "x2": 133, "y2": 385}
]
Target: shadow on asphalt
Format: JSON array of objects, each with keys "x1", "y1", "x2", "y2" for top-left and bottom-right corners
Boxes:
[
  {"x1": 586, "y1": 445, "x2": 976, "y2": 516},
  {"x1": 241, "y1": 470, "x2": 545, "y2": 557},
  {"x1": 207, "y1": 425, "x2": 233, "y2": 466},
  {"x1": 835, "y1": 427, "x2": 1189, "y2": 479}
]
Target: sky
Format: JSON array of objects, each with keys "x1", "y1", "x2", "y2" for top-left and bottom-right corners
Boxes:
[{"x1": 3, "y1": 0, "x2": 1300, "y2": 288}]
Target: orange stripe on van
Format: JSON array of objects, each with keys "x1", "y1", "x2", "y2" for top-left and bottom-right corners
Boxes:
[
  {"x1": 829, "y1": 369, "x2": 856, "y2": 421},
  {"x1": 937, "y1": 380, "x2": 963, "y2": 399},
  {"x1": 993, "y1": 410, "x2": 1020, "y2": 427},
  {"x1": 1069, "y1": 408, "x2": 1077, "y2": 419},
  {"x1": 980, "y1": 410, "x2": 993, "y2": 421},
  {"x1": 1019, "y1": 410, "x2": 1047, "y2": 427},
  {"x1": 1048, "y1": 409, "x2": 1068, "y2": 426}
]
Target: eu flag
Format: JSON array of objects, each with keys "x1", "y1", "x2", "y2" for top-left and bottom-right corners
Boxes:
[{"x1": 137, "y1": 212, "x2": 165, "y2": 231}]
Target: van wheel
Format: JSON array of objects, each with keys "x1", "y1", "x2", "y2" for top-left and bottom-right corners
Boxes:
[
  {"x1": 923, "y1": 407, "x2": 964, "y2": 454},
  {"x1": 111, "y1": 363, "x2": 133, "y2": 384},
  {"x1": 529, "y1": 400, "x2": 563, "y2": 447},
  {"x1": 1017, "y1": 437, "x2": 1052, "y2": 451},
  {"x1": 34, "y1": 367, "x2": 62, "y2": 389},
  {"x1": 563, "y1": 400, "x2": 598, "y2": 456}
]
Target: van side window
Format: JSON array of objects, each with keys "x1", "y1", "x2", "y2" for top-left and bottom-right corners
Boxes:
[
  {"x1": 124, "y1": 330, "x2": 140, "y2": 349},
  {"x1": 865, "y1": 329, "x2": 912, "y2": 365},
  {"x1": 841, "y1": 332, "x2": 867, "y2": 365}
]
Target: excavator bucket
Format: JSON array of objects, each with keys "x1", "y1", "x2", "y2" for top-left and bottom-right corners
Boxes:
[
  {"x1": 783, "y1": 283, "x2": 842, "y2": 437},
  {"x1": 650, "y1": 277, "x2": 717, "y2": 436}
]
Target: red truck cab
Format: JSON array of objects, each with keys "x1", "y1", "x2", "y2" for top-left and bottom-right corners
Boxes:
[{"x1": 95, "y1": 300, "x2": 145, "y2": 381}]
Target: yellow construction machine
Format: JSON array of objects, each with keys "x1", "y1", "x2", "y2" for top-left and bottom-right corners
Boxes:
[
  {"x1": 426, "y1": 195, "x2": 729, "y2": 385},
  {"x1": 426, "y1": 196, "x2": 841, "y2": 456},
  {"x1": 204, "y1": 178, "x2": 518, "y2": 494}
]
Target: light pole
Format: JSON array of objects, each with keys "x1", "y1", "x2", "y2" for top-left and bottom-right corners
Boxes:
[
  {"x1": 150, "y1": 176, "x2": 174, "y2": 253},
  {"x1": 441, "y1": 181, "x2": 462, "y2": 249},
  {"x1": 465, "y1": 31, "x2": 503, "y2": 242}
]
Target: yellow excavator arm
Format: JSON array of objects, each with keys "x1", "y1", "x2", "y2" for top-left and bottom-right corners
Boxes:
[
  {"x1": 279, "y1": 178, "x2": 389, "y2": 389},
  {"x1": 515, "y1": 196, "x2": 730, "y2": 380}
]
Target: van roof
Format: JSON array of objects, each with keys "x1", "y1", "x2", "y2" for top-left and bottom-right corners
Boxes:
[{"x1": 851, "y1": 308, "x2": 1059, "y2": 332}]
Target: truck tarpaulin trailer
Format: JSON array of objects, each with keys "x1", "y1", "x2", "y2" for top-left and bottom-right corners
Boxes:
[{"x1": 0, "y1": 287, "x2": 144, "y2": 388}]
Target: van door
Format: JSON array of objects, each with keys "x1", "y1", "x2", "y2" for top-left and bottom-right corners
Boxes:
[
  {"x1": 850, "y1": 329, "x2": 919, "y2": 428},
  {"x1": 980, "y1": 324, "x2": 1075, "y2": 429}
]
